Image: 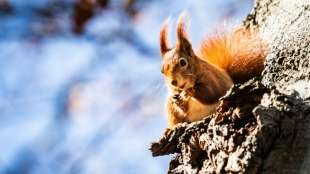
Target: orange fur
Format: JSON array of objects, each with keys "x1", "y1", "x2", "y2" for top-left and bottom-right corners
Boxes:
[
  {"x1": 159, "y1": 16, "x2": 267, "y2": 128},
  {"x1": 197, "y1": 28, "x2": 267, "y2": 83}
]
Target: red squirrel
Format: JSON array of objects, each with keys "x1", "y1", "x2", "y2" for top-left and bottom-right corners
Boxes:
[{"x1": 159, "y1": 14, "x2": 267, "y2": 128}]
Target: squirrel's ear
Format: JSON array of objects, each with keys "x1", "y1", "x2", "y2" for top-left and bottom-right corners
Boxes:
[
  {"x1": 159, "y1": 19, "x2": 171, "y2": 56},
  {"x1": 176, "y1": 13, "x2": 193, "y2": 55}
]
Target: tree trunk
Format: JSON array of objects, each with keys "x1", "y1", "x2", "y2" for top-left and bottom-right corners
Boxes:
[{"x1": 150, "y1": 0, "x2": 310, "y2": 173}]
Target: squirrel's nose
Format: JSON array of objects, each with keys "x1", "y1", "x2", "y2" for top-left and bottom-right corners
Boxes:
[{"x1": 171, "y1": 80, "x2": 178, "y2": 86}]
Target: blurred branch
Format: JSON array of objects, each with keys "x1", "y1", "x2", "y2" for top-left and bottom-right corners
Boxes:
[
  {"x1": 97, "y1": 0, "x2": 108, "y2": 8},
  {"x1": 123, "y1": 0, "x2": 138, "y2": 18},
  {"x1": 72, "y1": 0, "x2": 154, "y2": 34},
  {"x1": 0, "y1": 0, "x2": 13, "y2": 14},
  {"x1": 73, "y1": 0, "x2": 97, "y2": 34}
]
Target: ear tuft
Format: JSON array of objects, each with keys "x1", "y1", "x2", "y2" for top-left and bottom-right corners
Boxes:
[
  {"x1": 176, "y1": 12, "x2": 193, "y2": 55},
  {"x1": 176, "y1": 12, "x2": 189, "y2": 42},
  {"x1": 159, "y1": 18, "x2": 171, "y2": 56}
]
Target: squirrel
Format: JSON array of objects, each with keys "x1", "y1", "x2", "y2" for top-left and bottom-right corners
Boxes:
[{"x1": 159, "y1": 15, "x2": 267, "y2": 128}]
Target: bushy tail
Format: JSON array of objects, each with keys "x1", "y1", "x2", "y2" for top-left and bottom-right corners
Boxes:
[{"x1": 197, "y1": 28, "x2": 267, "y2": 83}]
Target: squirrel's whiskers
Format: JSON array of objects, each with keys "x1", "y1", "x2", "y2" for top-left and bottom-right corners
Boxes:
[{"x1": 159, "y1": 14, "x2": 267, "y2": 129}]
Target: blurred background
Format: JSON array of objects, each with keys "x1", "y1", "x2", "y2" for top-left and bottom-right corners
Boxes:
[{"x1": 0, "y1": 0, "x2": 253, "y2": 173}]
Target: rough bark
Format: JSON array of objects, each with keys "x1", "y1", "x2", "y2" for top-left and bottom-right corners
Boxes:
[{"x1": 150, "y1": 0, "x2": 310, "y2": 173}]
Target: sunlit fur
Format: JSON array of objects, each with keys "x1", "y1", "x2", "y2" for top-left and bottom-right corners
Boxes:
[
  {"x1": 197, "y1": 27, "x2": 266, "y2": 83},
  {"x1": 166, "y1": 91, "x2": 219, "y2": 128},
  {"x1": 160, "y1": 15, "x2": 266, "y2": 128},
  {"x1": 159, "y1": 19, "x2": 170, "y2": 56}
]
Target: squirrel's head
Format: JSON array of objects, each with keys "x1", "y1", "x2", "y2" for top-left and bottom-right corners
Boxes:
[{"x1": 159, "y1": 15, "x2": 198, "y2": 93}]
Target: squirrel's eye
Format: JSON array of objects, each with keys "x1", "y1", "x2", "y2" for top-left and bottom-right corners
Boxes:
[{"x1": 179, "y1": 58, "x2": 188, "y2": 68}]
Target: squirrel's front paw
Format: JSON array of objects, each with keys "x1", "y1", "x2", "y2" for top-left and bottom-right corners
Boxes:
[
  {"x1": 172, "y1": 94, "x2": 181, "y2": 102},
  {"x1": 172, "y1": 94, "x2": 185, "y2": 106},
  {"x1": 171, "y1": 93, "x2": 188, "y2": 112}
]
